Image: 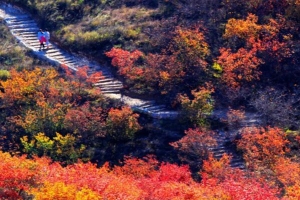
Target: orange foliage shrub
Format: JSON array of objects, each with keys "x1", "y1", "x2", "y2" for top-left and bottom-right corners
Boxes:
[
  {"x1": 171, "y1": 26, "x2": 210, "y2": 68},
  {"x1": 145, "y1": 53, "x2": 186, "y2": 94},
  {"x1": 224, "y1": 13, "x2": 262, "y2": 40},
  {"x1": 221, "y1": 13, "x2": 292, "y2": 88},
  {"x1": 217, "y1": 47, "x2": 263, "y2": 88},
  {"x1": 105, "y1": 26, "x2": 210, "y2": 97},
  {"x1": 0, "y1": 67, "x2": 104, "y2": 135},
  {"x1": 237, "y1": 126, "x2": 289, "y2": 170},
  {"x1": 0, "y1": 68, "x2": 58, "y2": 106},
  {"x1": 200, "y1": 154, "x2": 279, "y2": 199},
  {"x1": 106, "y1": 106, "x2": 141, "y2": 140},
  {"x1": 170, "y1": 128, "x2": 216, "y2": 159},
  {"x1": 274, "y1": 157, "x2": 300, "y2": 187},
  {"x1": 285, "y1": 183, "x2": 300, "y2": 200},
  {"x1": 64, "y1": 102, "x2": 106, "y2": 138},
  {"x1": 113, "y1": 155, "x2": 159, "y2": 178},
  {"x1": 201, "y1": 154, "x2": 234, "y2": 181}
]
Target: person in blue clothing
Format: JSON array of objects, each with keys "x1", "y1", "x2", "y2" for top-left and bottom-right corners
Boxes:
[{"x1": 44, "y1": 29, "x2": 50, "y2": 49}]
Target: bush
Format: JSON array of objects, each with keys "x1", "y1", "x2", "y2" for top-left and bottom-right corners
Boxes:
[
  {"x1": 0, "y1": 70, "x2": 10, "y2": 81},
  {"x1": 106, "y1": 106, "x2": 142, "y2": 141}
]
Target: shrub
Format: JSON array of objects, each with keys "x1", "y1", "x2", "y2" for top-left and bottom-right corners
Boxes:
[
  {"x1": 178, "y1": 84, "x2": 214, "y2": 127},
  {"x1": 0, "y1": 70, "x2": 10, "y2": 81},
  {"x1": 106, "y1": 106, "x2": 141, "y2": 141}
]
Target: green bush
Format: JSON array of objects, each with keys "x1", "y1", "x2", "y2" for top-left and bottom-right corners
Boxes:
[
  {"x1": 21, "y1": 132, "x2": 93, "y2": 164},
  {"x1": 0, "y1": 70, "x2": 10, "y2": 81}
]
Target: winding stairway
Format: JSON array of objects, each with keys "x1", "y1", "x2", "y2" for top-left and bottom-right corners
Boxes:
[
  {"x1": 0, "y1": 2, "x2": 260, "y2": 169},
  {"x1": 209, "y1": 111, "x2": 262, "y2": 169},
  {"x1": 0, "y1": 3, "x2": 178, "y2": 119}
]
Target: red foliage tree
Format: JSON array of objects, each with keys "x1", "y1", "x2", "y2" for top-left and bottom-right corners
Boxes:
[
  {"x1": 105, "y1": 48, "x2": 144, "y2": 80},
  {"x1": 217, "y1": 47, "x2": 263, "y2": 89},
  {"x1": 64, "y1": 102, "x2": 107, "y2": 139},
  {"x1": 170, "y1": 128, "x2": 216, "y2": 167}
]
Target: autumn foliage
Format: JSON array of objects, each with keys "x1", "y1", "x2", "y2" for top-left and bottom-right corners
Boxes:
[
  {"x1": 106, "y1": 106, "x2": 141, "y2": 140},
  {"x1": 0, "y1": 67, "x2": 144, "y2": 164},
  {"x1": 217, "y1": 47, "x2": 263, "y2": 88},
  {"x1": 105, "y1": 48, "x2": 144, "y2": 81},
  {"x1": 105, "y1": 25, "x2": 210, "y2": 98},
  {"x1": 170, "y1": 128, "x2": 216, "y2": 164},
  {"x1": 177, "y1": 84, "x2": 214, "y2": 126},
  {"x1": 237, "y1": 126, "x2": 289, "y2": 170},
  {"x1": 2, "y1": 0, "x2": 300, "y2": 199},
  {"x1": 0, "y1": 151, "x2": 280, "y2": 200}
]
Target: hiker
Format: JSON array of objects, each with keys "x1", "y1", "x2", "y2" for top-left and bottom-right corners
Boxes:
[
  {"x1": 44, "y1": 29, "x2": 50, "y2": 49},
  {"x1": 37, "y1": 29, "x2": 45, "y2": 50}
]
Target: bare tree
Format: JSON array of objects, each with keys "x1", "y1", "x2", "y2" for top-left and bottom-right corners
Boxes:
[{"x1": 250, "y1": 87, "x2": 300, "y2": 129}]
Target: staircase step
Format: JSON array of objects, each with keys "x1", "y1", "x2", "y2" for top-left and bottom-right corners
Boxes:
[
  {"x1": 95, "y1": 81, "x2": 123, "y2": 86},
  {"x1": 6, "y1": 20, "x2": 35, "y2": 25},
  {"x1": 7, "y1": 23, "x2": 36, "y2": 28}
]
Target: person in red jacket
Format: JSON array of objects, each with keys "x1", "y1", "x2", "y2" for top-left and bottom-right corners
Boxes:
[{"x1": 37, "y1": 29, "x2": 46, "y2": 50}]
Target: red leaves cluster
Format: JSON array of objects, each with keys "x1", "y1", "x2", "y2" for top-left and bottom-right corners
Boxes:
[
  {"x1": 105, "y1": 26, "x2": 210, "y2": 96},
  {"x1": 219, "y1": 13, "x2": 293, "y2": 89},
  {"x1": 105, "y1": 48, "x2": 144, "y2": 80},
  {"x1": 170, "y1": 128, "x2": 216, "y2": 158},
  {"x1": 64, "y1": 102, "x2": 106, "y2": 137},
  {"x1": 217, "y1": 47, "x2": 263, "y2": 88},
  {"x1": 200, "y1": 154, "x2": 279, "y2": 200},
  {"x1": 0, "y1": 151, "x2": 280, "y2": 199}
]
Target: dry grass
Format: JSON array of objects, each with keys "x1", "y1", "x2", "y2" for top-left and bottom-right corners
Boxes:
[{"x1": 57, "y1": 6, "x2": 162, "y2": 50}]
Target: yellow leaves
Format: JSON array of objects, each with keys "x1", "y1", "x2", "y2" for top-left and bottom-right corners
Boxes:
[
  {"x1": 224, "y1": 13, "x2": 262, "y2": 40},
  {"x1": 175, "y1": 26, "x2": 210, "y2": 56},
  {"x1": 159, "y1": 71, "x2": 170, "y2": 87},
  {"x1": 212, "y1": 62, "x2": 223, "y2": 78},
  {"x1": 178, "y1": 84, "x2": 214, "y2": 126},
  {"x1": 159, "y1": 71, "x2": 170, "y2": 81},
  {"x1": 35, "y1": 133, "x2": 54, "y2": 150},
  {"x1": 53, "y1": 132, "x2": 76, "y2": 148},
  {"x1": 21, "y1": 133, "x2": 54, "y2": 155},
  {"x1": 172, "y1": 26, "x2": 210, "y2": 68},
  {"x1": 285, "y1": 183, "x2": 300, "y2": 200},
  {"x1": 30, "y1": 181, "x2": 102, "y2": 200},
  {"x1": 20, "y1": 136, "x2": 35, "y2": 153}
]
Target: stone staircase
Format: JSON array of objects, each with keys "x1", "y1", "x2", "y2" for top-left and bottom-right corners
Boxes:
[
  {"x1": 0, "y1": 3, "x2": 178, "y2": 119},
  {"x1": 209, "y1": 131, "x2": 246, "y2": 169},
  {"x1": 209, "y1": 112, "x2": 262, "y2": 169}
]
